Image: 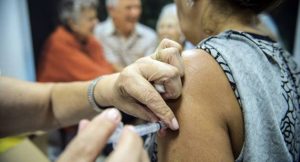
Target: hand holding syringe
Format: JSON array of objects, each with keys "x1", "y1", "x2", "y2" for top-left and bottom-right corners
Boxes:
[{"x1": 107, "y1": 84, "x2": 167, "y2": 147}]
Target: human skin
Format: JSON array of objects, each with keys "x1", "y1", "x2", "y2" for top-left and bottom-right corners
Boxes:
[
  {"x1": 57, "y1": 108, "x2": 150, "y2": 162},
  {"x1": 157, "y1": 0, "x2": 270, "y2": 161},
  {"x1": 0, "y1": 39, "x2": 184, "y2": 137}
]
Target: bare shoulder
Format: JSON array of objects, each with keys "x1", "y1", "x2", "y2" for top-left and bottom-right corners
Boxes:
[{"x1": 158, "y1": 49, "x2": 244, "y2": 161}]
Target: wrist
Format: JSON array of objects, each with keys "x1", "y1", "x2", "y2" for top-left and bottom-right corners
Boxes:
[{"x1": 94, "y1": 74, "x2": 119, "y2": 108}]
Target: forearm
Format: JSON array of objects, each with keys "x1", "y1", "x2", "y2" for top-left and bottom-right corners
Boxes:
[
  {"x1": 50, "y1": 81, "x2": 98, "y2": 129},
  {"x1": 0, "y1": 77, "x2": 100, "y2": 137},
  {"x1": 0, "y1": 77, "x2": 52, "y2": 136}
]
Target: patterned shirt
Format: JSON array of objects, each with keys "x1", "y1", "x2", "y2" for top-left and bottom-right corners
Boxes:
[{"x1": 198, "y1": 31, "x2": 300, "y2": 162}]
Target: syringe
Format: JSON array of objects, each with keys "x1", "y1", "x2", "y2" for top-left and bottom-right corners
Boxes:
[
  {"x1": 107, "y1": 121, "x2": 166, "y2": 145},
  {"x1": 107, "y1": 84, "x2": 166, "y2": 145}
]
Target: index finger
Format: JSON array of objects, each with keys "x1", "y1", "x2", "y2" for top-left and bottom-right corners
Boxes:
[
  {"x1": 122, "y1": 64, "x2": 180, "y2": 130},
  {"x1": 151, "y1": 39, "x2": 184, "y2": 76},
  {"x1": 125, "y1": 75, "x2": 178, "y2": 130},
  {"x1": 155, "y1": 38, "x2": 182, "y2": 52}
]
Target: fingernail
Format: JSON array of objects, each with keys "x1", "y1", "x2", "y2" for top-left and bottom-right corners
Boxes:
[
  {"x1": 171, "y1": 118, "x2": 179, "y2": 130},
  {"x1": 154, "y1": 84, "x2": 166, "y2": 93},
  {"x1": 78, "y1": 119, "x2": 89, "y2": 133},
  {"x1": 126, "y1": 126, "x2": 136, "y2": 132},
  {"x1": 103, "y1": 108, "x2": 120, "y2": 122}
]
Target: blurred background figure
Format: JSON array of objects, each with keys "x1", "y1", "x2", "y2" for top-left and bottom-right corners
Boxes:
[
  {"x1": 38, "y1": 0, "x2": 114, "y2": 82},
  {"x1": 37, "y1": 0, "x2": 115, "y2": 160},
  {"x1": 156, "y1": 3, "x2": 194, "y2": 50},
  {"x1": 94, "y1": 0, "x2": 157, "y2": 71}
]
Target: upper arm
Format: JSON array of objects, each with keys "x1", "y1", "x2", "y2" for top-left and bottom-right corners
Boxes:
[{"x1": 158, "y1": 49, "x2": 244, "y2": 161}]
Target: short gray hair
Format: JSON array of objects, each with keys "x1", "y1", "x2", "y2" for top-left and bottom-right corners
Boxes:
[
  {"x1": 59, "y1": 0, "x2": 98, "y2": 25},
  {"x1": 156, "y1": 3, "x2": 185, "y2": 44},
  {"x1": 157, "y1": 3, "x2": 178, "y2": 29},
  {"x1": 105, "y1": 0, "x2": 119, "y2": 7}
]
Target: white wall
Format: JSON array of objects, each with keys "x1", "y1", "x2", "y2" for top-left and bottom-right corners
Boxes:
[
  {"x1": 294, "y1": 2, "x2": 300, "y2": 65},
  {"x1": 0, "y1": 0, "x2": 35, "y2": 81}
]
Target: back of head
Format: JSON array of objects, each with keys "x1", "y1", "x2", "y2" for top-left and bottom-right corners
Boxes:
[
  {"x1": 59, "y1": 0, "x2": 98, "y2": 26},
  {"x1": 227, "y1": 0, "x2": 282, "y2": 14}
]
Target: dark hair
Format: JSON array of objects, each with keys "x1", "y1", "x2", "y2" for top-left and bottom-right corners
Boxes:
[{"x1": 228, "y1": 0, "x2": 282, "y2": 13}]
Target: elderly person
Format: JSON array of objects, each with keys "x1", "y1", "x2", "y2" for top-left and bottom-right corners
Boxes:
[
  {"x1": 154, "y1": 0, "x2": 300, "y2": 162},
  {"x1": 94, "y1": 0, "x2": 157, "y2": 71},
  {"x1": 37, "y1": 0, "x2": 115, "y2": 159},
  {"x1": 37, "y1": 0, "x2": 114, "y2": 82},
  {"x1": 156, "y1": 3, "x2": 193, "y2": 50}
]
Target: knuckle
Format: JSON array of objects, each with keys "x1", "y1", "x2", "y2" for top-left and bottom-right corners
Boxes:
[
  {"x1": 142, "y1": 89, "x2": 157, "y2": 104},
  {"x1": 141, "y1": 89, "x2": 173, "y2": 120},
  {"x1": 116, "y1": 79, "x2": 126, "y2": 96},
  {"x1": 161, "y1": 38, "x2": 169, "y2": 44},
  {"x1": 159, "y1": 49, "x2": 171, "y2": 59},
  {"x1": 160, "y1": 38, "x2": 172, "y2": 48},
  {"x1": 158, "y1": 106, "x2": 170, "y2": 116},
  {"x1": 169, "y1": 47, "x2": 180, "y2": 54},
  {"x1": 170, "y1": 67, "x2": 180, "y2": 77},
  {"x1": 118, "y1": 69, "x2": 135, "y2": 94},
  {"x1": 147, "y1": 98, "x2": 170, "y2": 117},
  {"x1": 136, "y1": 57, "x2": 149, "y2": 64}
]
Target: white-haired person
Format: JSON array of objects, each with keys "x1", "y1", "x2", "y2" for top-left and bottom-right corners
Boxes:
[
  {"x1": 38, "y1": 0, "x2": 114, "y2": 82},
  {"x1": 94, "y1": 0, "x2": 157, "y2": 71},
  {"x1": 36, "y1": 0, "x2": 115, "y2": 159},
  {"x1": 156, "y1": 3, "x2": 194, "y2": 50}
]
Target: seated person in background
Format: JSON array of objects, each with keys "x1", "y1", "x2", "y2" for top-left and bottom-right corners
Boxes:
[
  {"x1": 94, "y1": 0, "x2": 157, "y2": 71},
  {"x1": 156, "y1": 0, "x2": 300, "y2": 162},
  {"x1": 156, "y1": 3, "x2": 194, "y2": 50},
  {"x1": 37, "y1": 0, "x2": 114, "y2": 160},
  {"x1": 38, "y1": 0, "x2": 114, "y2": 82}
]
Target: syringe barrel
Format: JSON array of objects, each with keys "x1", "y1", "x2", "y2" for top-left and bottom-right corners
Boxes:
[
  {"x1": 107, "y1": 122, "x2": 166, "y2": 145},
  {"x1": 134, "y1": 122, "x2": 161, "y2": 136}
]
